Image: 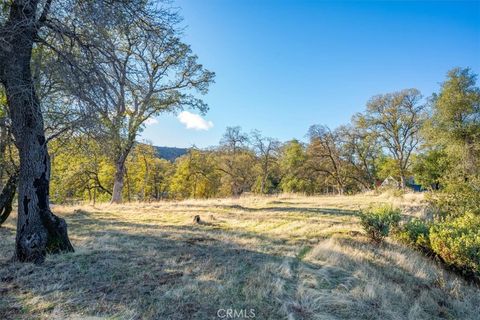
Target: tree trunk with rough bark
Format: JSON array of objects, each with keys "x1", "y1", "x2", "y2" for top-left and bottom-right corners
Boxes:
[
  {"x1": 0, "y1": 0, "x2": 74, "y2": 263},
  {"x1": 111, "y1": 156, "x2": 127, "y2": 204},
  {"x1": 0, "y1": 171, "x2": 17, "y2": 226}
]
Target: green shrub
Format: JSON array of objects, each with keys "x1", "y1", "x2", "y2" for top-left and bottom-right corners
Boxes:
[
  {"x1": 359, "y1": 205, "x2": 402, "y2": 242},
  {"x1": 429, "y1": 212, "x2": 480, "y2": 276},
  {"x1": 427, "y1": 175, "x2": 480, "y2": 219},
  {"x1": 396, "y1": 218, "x2": 431, "y2": 251}
]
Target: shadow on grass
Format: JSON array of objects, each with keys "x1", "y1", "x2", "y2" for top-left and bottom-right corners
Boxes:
[
  {"x1": 0, "y1": 225, "x2": 15, "y2": 238},
  {"x1": 187, "y1": 203, "x2": 359, "y2": 217},
  {"x1": 1, "y1": 228, "x2": 291, "y2": 319},
  {"x1": 66, "y1": 208, "x2": 354, "y2": 250},
  {"x1": 0, "y1": 226, "x2": 15, "y2": 264},
  {"x1": 0, "y1": 206, "x2": 474, "y2": 320}
]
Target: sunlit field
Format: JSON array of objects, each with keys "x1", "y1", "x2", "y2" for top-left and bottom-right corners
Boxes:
[{"x1": 1, "y1": 193, "x2": 479, "y2": 319}]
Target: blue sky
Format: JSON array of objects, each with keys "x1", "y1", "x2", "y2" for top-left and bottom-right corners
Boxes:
[{"x1": 141, "y1": 0, "x2": 480, "y2": 148}]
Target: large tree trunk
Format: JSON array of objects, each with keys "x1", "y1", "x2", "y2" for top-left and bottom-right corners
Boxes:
[
  {"x1": 0, "y1": 0, "x2": 74, "y2": 263},
  {"x1": 111, "y1": 156, "x2": 127, "y2": 204}
]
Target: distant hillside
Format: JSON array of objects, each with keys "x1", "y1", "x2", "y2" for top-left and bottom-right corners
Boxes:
[{"x1": 154, "y1": 146, "x2": 188, "y2": 161}]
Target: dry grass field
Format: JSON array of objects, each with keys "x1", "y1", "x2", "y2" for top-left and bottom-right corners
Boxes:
[{"x1": 1, "y1": 193, "x2": 479, "y2": 319}]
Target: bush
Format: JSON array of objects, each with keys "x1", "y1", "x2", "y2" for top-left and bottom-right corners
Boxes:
[
  {"x1": 429, "y1": 212, "x2": 480, "y2": 277},
  {"x1": 396, "y1": 218, "x2": 431, "y2": 251},
  {"x1": 359, "y1": 205, "x2": 402, "y2": 242},
  {"x1": 427, "y1": 176, "x2": 480, "y2": 219}
]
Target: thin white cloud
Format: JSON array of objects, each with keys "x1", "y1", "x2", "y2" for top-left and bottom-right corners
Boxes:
[
  {"x1": 144, "y1": 117, "x2": 159, "y2": 125},
  {"x1": 177, "y1": 111, "x2": 213, "y2": 131}
]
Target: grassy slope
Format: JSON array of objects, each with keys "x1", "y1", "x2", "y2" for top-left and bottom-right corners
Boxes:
[{"x1": 1, "y1": 194, "x2": 479, "y2": 319}]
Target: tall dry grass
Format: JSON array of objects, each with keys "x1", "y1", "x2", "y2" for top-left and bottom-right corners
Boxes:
[{"x1": 1, "y1": 193, "x2": 478, "y2": 319}]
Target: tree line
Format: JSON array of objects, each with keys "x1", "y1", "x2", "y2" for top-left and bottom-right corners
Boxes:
[{"x1": 35, "y1": 71, "x2": 477, "y2": 208}]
